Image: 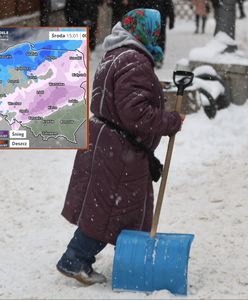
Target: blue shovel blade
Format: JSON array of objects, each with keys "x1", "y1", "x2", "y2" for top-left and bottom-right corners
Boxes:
[{"x1": 112, "y1": 230, "x2": 194, "y2": 295}]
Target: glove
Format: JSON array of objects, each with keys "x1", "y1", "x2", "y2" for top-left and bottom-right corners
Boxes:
[{"x1": 179, "y1": 113, "x2": 185, "y2": 131}]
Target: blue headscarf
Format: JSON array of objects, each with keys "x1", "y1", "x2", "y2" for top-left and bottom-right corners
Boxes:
[{"x1": 121, "y1": 8, "x2": 164, "y2": 63}]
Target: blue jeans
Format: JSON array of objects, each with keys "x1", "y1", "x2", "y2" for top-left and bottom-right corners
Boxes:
[{"x1": 57, "y1": 228, "x2": 107, "y2": 275}]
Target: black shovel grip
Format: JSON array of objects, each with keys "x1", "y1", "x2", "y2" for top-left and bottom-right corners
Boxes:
[{"x1": 173, "y1": 71, "x2": 194, "y2": 96}]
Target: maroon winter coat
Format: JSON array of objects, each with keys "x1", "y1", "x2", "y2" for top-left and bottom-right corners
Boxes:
[
  {"x1": 192, "y1": 0, "x2": 209, "y2": 16},
  {"x1": 62, "y1": 38, "x2": 181, "y2": 245}
]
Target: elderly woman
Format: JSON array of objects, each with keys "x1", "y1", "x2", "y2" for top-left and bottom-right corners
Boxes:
[{"x1": 57, "y1": 8, "x2": 183, "y2": 285}]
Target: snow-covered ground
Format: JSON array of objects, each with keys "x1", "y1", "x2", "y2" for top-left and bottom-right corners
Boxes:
[{"x1": 1, "y1": 12, "x2": 248, "y2": 300}]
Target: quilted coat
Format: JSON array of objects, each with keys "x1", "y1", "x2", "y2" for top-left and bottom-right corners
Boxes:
[{"x1": 61, "y1": 23, "x2": 181, "y2": 245}]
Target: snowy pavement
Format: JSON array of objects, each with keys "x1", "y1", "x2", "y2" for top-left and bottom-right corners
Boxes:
[{"x1": 1, "y1": 15, "x2": 248, "y2": 299}]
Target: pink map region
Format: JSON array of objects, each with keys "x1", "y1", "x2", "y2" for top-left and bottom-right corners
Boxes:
[{"x1": 2, "y1": 43, "x2": 86, "y2": 130}]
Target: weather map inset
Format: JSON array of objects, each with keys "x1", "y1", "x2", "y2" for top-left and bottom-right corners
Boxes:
[{"x1": 0, "y1": 27, "x2": 88, "y2": 149}]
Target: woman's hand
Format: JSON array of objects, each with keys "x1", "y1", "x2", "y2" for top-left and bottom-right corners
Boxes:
[
  {"x1": 179, "y1": 113, "x2": 185, "y2": 130},
  {"x1": 179, "y1": 113, "x2": 185, "y2": 122}
]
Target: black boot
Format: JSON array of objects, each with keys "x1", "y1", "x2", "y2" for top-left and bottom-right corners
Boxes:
[
  {"x1": 240, "y1": 11, "x2": 246, "y2": 18},
  {"x1": 56, "y1": 228, "x2": 107, "y2": 285},
  {"x1": 57, "y1": 252, "x2": 107, "y2": 285}
]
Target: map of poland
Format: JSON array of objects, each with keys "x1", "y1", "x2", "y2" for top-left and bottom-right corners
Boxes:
[{"x1": 0, "y1": 27, "x2": 88, "y2": 149}]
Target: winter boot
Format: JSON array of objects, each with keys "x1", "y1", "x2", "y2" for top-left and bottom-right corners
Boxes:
[
  {"x1": 56, "y1": 253, "x2": 107, "y2": 285},
  {"x1": 240, "y1": 11, "x2": 246, "y2": 19}
]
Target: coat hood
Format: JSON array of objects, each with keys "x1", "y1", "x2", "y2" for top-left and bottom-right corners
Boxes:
[{"x1": 102, "y1": 22, "x2": 154, "y2": 61}]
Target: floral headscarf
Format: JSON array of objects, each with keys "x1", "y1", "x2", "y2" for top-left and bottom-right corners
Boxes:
[{"x1": 121, "y1": 8, "x2": 164, "y2": 63}]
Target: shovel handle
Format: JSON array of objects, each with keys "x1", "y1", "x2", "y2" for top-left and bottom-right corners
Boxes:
[
  {"x1": 150, "y1": 95, "x2": 182, "y2": 238},
  {"x1": 150, "y1": 71, "x2": 194, "y2": 238}
]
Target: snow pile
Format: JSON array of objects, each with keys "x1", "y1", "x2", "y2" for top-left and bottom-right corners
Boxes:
[
  {"x1": 192, "y1": 65, "x2": 225, "y2": 106},
  {"x1": 193, "y1": 65, "x2": 221, "y2": 77},
  {"x1": 189, "y1": 31, "x2": 248, "y2": 65}
]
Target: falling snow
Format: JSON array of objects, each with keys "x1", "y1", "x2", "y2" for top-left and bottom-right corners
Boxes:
[{"x1": 0, "y1": 9, "x2": 248, "y2": 300}]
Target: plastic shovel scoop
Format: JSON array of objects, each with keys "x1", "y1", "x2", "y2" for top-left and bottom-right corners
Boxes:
[{"x1": 112, "y1": 71, "x2": 195, "y2": 295}]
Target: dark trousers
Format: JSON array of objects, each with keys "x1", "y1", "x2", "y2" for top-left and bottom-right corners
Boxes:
[
  {"x1": 237, "y1": 0, "x2": 246, "y2": 18},
  {"x1": 61, "y1": 228, "x2": 107, "y2": 274},
  {"x1": 195, "y1": 15, "x2": 207, "y2": 33}
]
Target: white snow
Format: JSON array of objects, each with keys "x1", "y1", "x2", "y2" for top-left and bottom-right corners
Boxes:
[
  {"x1": 193, "y1": 65, "x2": 220, "y2": 77},
  {"x1": 1, "y1": 10, "x2": 248, "y2": 300},
  {"x1": 193, "y1": 76, "x2": 224, "y2": 100},
  {"x1": 189, "y1": 31, "x2": 248, "y2": 65},
  {"x1": 192, "y1": 65, "x2": 224, "y2": 103},
  {"x1": 198, "y1": 92, "x2": 210, "y2": 106}
]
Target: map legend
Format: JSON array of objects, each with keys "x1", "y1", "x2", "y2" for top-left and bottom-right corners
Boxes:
[
  {"x1": 0, "y1": 140, "x2": 8, "y2": 148},
  {"x1": 0, "y1": 130, "x2": 9, "y2": 138}
]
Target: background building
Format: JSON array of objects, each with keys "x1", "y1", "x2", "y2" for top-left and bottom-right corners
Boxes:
[
  {"x1": 0, "y1": 0, "x2": 66, "y2": 23},
  {"x1": 0, "y1": 0, "x2": 39, "y2": 20}
]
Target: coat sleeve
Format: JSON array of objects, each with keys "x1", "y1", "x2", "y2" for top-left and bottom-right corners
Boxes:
[{"x1": 114, "y1": 60, "x2": 181, "y2": 138}]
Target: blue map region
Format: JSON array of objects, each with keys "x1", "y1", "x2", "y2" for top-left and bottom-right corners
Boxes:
[{"x1": 0, "y1": 37, "x2": 83, "y2": 87}]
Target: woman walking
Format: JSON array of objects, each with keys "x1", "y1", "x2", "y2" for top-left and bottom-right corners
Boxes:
[{"x1": 57, "y1": 8, "x2": 184, "y2": 285}]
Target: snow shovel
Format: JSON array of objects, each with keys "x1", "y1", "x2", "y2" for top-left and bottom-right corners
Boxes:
[{"x1": 112, "y1": 71, "x2": 195, "y2": 296}]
